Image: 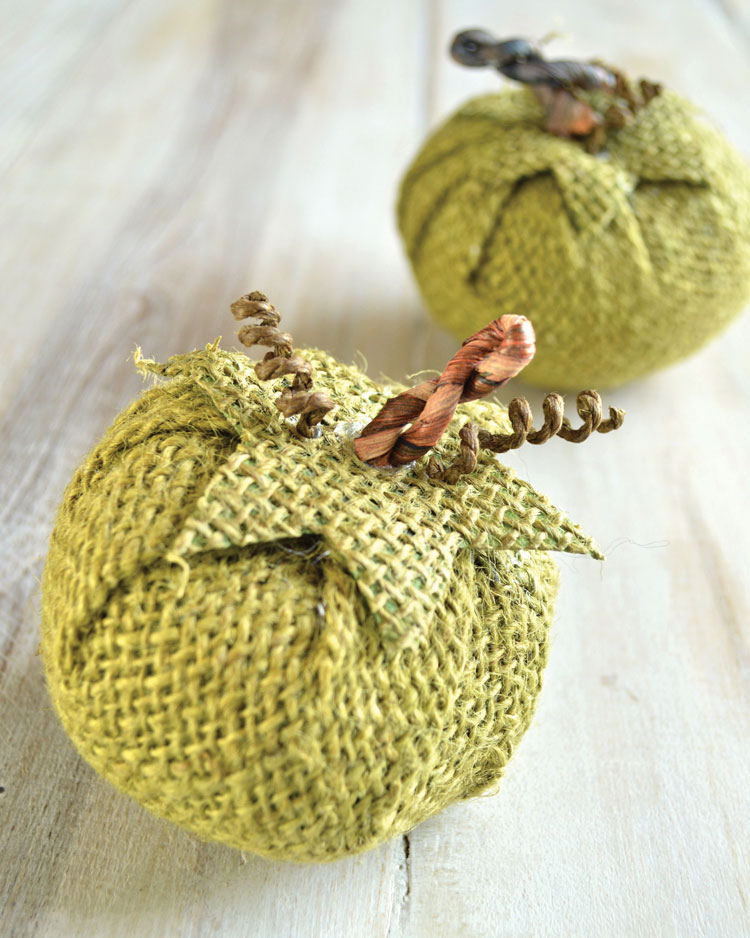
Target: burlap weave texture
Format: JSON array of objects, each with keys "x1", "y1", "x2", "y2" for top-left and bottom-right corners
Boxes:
[
  {"x1": 42, "y1": 345, "x2": 599, "y2": 860},
  {"x1": 398, "y1": 88, "x2": 750, "y2": 389}
]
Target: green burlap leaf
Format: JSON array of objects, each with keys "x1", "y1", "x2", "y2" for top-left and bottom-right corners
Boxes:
[{"x1": 141, "y1": 345, "x2": 600, "y2": 644}]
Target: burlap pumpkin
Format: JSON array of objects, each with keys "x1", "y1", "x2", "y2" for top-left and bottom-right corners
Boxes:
[
  {"x1": 41, "y1": 343, "x2": 599, "y2": 861},
  {"x1": 398, "y1": 88, "x2": 750, "y2": 388}
]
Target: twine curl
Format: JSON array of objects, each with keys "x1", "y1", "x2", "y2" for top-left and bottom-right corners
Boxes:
[{"x1": 232, "y1": 292, "x2": 335, "y2": 437}]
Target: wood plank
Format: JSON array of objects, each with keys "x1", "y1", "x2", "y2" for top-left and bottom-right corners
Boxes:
[{"x1": 402, "y1": 1, "x2": 750, "y2": 936}]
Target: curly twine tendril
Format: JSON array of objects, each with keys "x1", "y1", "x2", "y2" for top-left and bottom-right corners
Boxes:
[
  {"x1": 608, "y1": 68, "x2": 663, "y2": 113},
  {"x1": 427, "y1": 390, "x2": 625, "y2": 482},
  {"x1": 354, "y1": 317, "x2": 625, "y2": 481},
  {"x1": 232, "y1": 292, "x2": 335, "y2": 438},
  {"x1": 353, "y1": 315, "x2": 536, "y2": 468}
]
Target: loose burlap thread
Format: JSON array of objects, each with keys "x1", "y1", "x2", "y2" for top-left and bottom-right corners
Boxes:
[
  {"x1": 398, "y1": 88, "x2": 750, "y2": 389},
  {"x1": 42, "y1": 344, "x2": 600, "y2": 861}
]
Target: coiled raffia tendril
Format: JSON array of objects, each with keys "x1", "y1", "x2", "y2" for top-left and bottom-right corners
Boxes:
[
  {"x1": 232, "y1": 292, "x2": 335, "y2": 438},
  {"x1": 428, "y1": 390, "x2": 625, "y2": 484},
  {"x1": 354, "y1": 316, "x2": 625, "y2": 482}
]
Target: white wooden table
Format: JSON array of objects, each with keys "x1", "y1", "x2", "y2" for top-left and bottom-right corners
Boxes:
[{"x1": 2, "y1": 2, "x2": 749, "y2": 936}]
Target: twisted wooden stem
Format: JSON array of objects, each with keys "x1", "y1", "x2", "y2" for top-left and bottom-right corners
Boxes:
[
  {"x1": 232, "y1": 292, "x2": 335, "y2": 437},
  {"x1": 354, "y1": 315, "x2": 624, "y2": 482},
  {"x1": 353, "y1": 315, "x2": 536, "y2": 468}
]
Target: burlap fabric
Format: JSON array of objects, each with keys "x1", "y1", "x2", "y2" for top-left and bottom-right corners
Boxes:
[
  {"x1": 41, "y1": 344, "x2": 599, "y2": 861},
  {"x1": 398, "y1": 88, "x2": 750, "y2": 388}
]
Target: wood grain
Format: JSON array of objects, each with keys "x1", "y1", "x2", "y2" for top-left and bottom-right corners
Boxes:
[{"x1": 1, "y1": 1, "x2": 748, "y2": 936}]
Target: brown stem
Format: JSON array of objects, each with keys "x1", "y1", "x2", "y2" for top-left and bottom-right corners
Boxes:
[{"x1": 353, "y1": 315, "x2": 536, "y2": 467}]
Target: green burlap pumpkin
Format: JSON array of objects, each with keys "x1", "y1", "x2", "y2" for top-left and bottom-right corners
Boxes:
[
  {"x1": 41, "y1": 343, "x2": 600, "y2": 861},
  {"x1": 398, "y1": 88, "x2": 750, "y2": 389}
]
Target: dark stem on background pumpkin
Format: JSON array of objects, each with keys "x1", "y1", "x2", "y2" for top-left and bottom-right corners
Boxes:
[
  {"x1": 449, "y1": 28, "x2": 662, "y2": 151},
  {"x1": 232, "y1": 292, "x2": 335, "y2": 437}
]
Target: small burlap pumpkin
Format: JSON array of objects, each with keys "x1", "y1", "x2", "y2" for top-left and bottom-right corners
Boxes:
[
  {"x1": 398, "y1": 88, "x2": 750, "y2": 389},
  {"x1": 41, "y1": 343, "x2": 600, "y2": 861}
]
